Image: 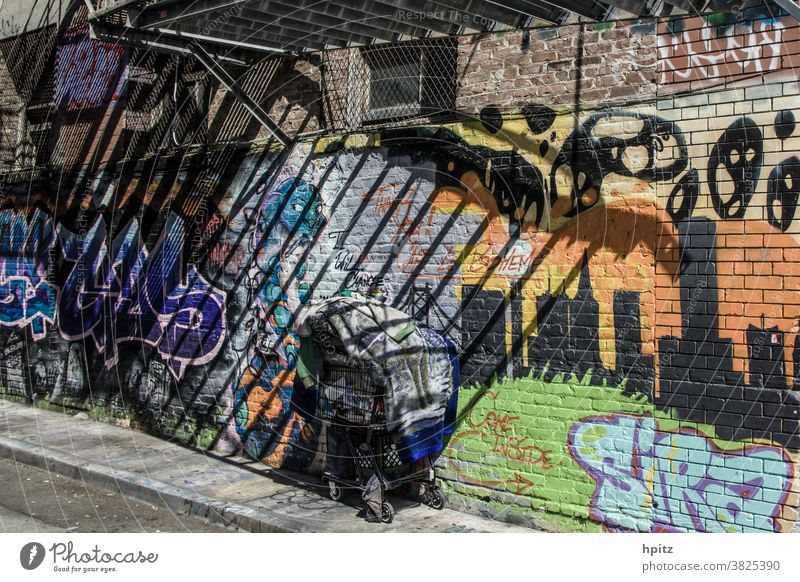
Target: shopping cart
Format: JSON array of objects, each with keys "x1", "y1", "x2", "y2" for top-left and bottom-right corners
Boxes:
[{"x1": 317, "y1": 364, "x2": 444, "y2": 523}]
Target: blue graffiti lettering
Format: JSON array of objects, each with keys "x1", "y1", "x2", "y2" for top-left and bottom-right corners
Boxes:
[
  {"x1": 58, "y1": 212, "x2": 227, "y2": 379},
  {"x1": 0, "y1": 209, "x2": 57, "y2": 340}
]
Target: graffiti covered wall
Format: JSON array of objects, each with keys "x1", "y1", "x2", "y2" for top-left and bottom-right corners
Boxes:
[
  {"x1": 0, "y1": 4, "x2": 799, "y2": 533},
  {"x1": 657, "y1": 4, "x2": 799, "y2": 94}
]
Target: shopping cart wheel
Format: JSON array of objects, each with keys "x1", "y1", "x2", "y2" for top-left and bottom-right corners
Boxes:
[
  {"x1": 328, "y1": 480, "x2": 343, "y2": 501},
  {"x1": 428, "y1": 489, "x2": 445, "y2": 510},
  {"x1": 381, "y1": 501, "x2": 395, "y2": 523}
]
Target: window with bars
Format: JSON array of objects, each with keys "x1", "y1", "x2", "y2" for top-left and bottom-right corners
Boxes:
[
  {"x1": 323, "y1": 37, "x2": 458, "y2": 131},
  {"x1": 363, "y1": 45, "x2": 423, "y2": 122}
]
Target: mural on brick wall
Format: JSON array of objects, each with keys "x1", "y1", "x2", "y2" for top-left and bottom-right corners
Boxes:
[
  {"x1": 655, "y1": 95, "x2": 800, "y2": 456},
  {"x1": 1, "y1": 4, "x2": 799, "y2": 533},
  {"x1": 432, "y1": 109, "x2": 682, "y2": 397},
  {"x1": 226, "y1": 176, "x2": 325, "y2": 468},
  {"x1": 54, "y1": 24, "x2": 127, "y2": 110},
  {"x1": 657, "y1": 0, "x2": 799, "y2": 93},
  {"x1": 569, "y1": 414, "x2": 793, "y2": 532},
  {"x1": 57, "y1": 211, "x2": 227, "y2": 380},
  {"x1": 0, "y1": 209, "x2": 57, "y2": 341},
  {"x1": 210, "y1": 90, "x2": 798, "y2": 532},
  {"x1": 3, "y1": 89, "x2": 799, "y2": 530},
  {"x1": 425, "y1": 93, "x2": 800, "y2": 532},
  {"x1": 1, "y1": 86, "x2": 798, "y2": 530}
]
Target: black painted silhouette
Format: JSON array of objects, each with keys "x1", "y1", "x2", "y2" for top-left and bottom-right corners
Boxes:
[
  {"x1": 666, "y1": 168, "x2": 700, "y2": 221},
  {"x1": 766, "y1": 156, "x2": 800, "y2": 232},
  {"x1": 656, "y1": 218, "x2": 800, "y2": 450},
  {"x1": 460, "y1": 251, "x2": 653, "y2": 396}
]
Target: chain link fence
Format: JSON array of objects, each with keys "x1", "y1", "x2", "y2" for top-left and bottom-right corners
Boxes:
[
  {"x1": 0, "y1": 25, "x2": 57, "y2": 171},
  {"x1": 321, "y1": 37, "x2": 459, "y2": 132},
  {"x1": 1, "y1": 6, "x2": 464, "y2": 168}
]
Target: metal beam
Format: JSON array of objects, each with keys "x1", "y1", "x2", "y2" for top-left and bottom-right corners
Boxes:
[
  {"x1": 312, "y1": 0, "x2": 452, "y2": 36},
  {"x1": 422, "y1": 0, "x2": 520, "y2": 30},
  {"x1": 88, "y1": 0, "x2": 146, "y2": 20},
  {"x1": 188, "y1": 42, "x2": 291, "y2": 146},
  {"x1": 773, "y1": 0, "x2": 800, "y2": 19},
  {"x1": 615, "y1": 0, "x2": 667, "y2": 15},
  {"x1": 490, "y1": 0, "x2": 569, "y2": 23},
  {"x1": 166, "y1": 21, "x2": 344, "y2": 50},
  {"x1": 138, "y1": 0, "x2": 438, "y2": 40},
  {"x1": 340, "y1": 0, "x2": 461, "y2": 35},
  {"x1": 159, "y1": 21, "x2": 331, "y2": 50},
  {"x1": 181, "y1": 10, "x2": 383, "y2": 46},
  {"x1": 665, "y1": 0, "x2": 712, "y2": 13},
  {"x1": 237, "y1": 2, "x2": 429, "y2": 40},
  {"x1": 136, "y1": 0, "x2": 248, "y2": 26},
  {"x1": 138, "y1": 1, "x2": 411, "y2": 49},
  {"x1": 239, "y1": 7, "x2": 394, "y2": 43},
  {"x1": 89, "y1": 20, "x2": 256, "y2": 62},
  {"x1": 214, "y1": 6, "x2": 399, "y2": 44},
  {"x1": 91, "y1": 19, "x2": 295, "y2": 55},
  {"x1": 527, "y1": 0, "x2": 613, "y2": 20},
  {"x1": 138, "y1": 0, "x2": 479, "y2": 35}
]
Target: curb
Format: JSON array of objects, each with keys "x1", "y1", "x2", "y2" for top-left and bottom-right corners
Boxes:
[{"x1": 0, "y1": 435, "x2": 317, "y2": 533}]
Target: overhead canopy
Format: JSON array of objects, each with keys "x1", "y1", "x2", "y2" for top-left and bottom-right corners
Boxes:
[{"x1": 82, "y1": 0, "x2": 769, "y2": 59}]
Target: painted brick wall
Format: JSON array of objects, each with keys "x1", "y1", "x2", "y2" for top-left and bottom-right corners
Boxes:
[
  {"x1": 648, "y1": 6, "x2": 800, "y2": 534},
  {"x1": 0, "y1": 6, "x2": 799, "y2": 534},
  {"x1": 656, "y1": 82, "x2": 800, "y2": 446},
  {"x1": 456, "y1": 21, "x2": 657, "y2": 111},
  {"x1": 657, "y1": 7, "x2": 799, "y2": 95}
]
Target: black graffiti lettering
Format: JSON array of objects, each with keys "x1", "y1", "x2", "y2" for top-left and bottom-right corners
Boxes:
[
  {"x1": 766, "y1": 156, "x2": 800, "y2": 232},
  {"x1": 708, "y1": 117, "x2": 764, "y2": 220},
  {"x1": 666, "y1": 168, "x2": 699, "y2": 221},
  {"x1": 551, "y1": 111, "x2": 688, "y2": 218},
  {"x1": 343, "y1": 270, "x2": 384, "y2": 293}
]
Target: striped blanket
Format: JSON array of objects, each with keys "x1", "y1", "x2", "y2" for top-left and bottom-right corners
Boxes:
[{"x1": 297, "y1": 294, "x2": 459, "y2": 463}]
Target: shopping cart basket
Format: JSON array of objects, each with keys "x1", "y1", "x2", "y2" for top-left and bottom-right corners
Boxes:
[{"x1": 317, "y1": 364, "x2": 444, "y2": 523}]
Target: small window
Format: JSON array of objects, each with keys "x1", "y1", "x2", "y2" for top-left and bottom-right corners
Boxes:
[
  {"x1": 361, "y1": 39, "x2": 457, "y2": 124},
  {"x1": 323, "y1": 38, "x2": 457, "y2": 130},
  {"x1": 364, "y1": 46, "x2": 423, "y2": 121}
]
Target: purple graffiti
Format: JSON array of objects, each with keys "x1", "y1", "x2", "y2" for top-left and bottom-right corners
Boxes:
[
  {"x1": 569, "y1": 414, "x2": 793, "y2": 533},
  {"x1": 58, "y1": 212, "x2": 226, "y2": 379},
  {"x1": 54, "y1": 24, "x2": 127, "y2": 111}
]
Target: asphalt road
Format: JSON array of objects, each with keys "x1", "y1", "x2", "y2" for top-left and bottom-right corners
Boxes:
[{"x1": 0, "y1": 456, "x2": 230, "y2": 533}]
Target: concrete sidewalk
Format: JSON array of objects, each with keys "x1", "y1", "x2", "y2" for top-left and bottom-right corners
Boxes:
[{"x1": 0, "y1": 400, "x2": 534, "y2": 533}]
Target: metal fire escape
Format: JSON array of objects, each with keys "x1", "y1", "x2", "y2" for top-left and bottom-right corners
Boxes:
[{"x1": 78, "y1": 0, "x2": 775, "y2": 145}]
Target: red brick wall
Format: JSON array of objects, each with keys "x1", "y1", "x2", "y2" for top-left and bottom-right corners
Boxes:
[
  {"x1": 456, "y1": 22, "x2": 657, "y2": 112},
  {"x1": 657, "y1": 11, "x2": 800, "y2": 95}
]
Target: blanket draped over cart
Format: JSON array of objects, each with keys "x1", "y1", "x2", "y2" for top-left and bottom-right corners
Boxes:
[{"x1": 296, "y1": 293, "x2": 459, "y2": 464}]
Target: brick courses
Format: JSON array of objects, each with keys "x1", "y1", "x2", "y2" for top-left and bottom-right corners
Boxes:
[{"x1": 0, "y1": 8, "x2": 798, "y2": 533}]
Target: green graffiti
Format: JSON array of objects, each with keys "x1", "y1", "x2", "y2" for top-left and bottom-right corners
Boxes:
[
  {"x1": 439, "y1": 368, "x2": 794, "y2": 532},
  {"x1": 439, "y1": 369, "x2": 650, "y2": 532}
]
